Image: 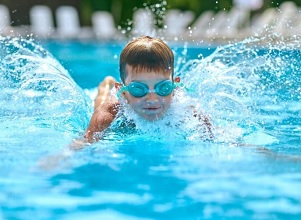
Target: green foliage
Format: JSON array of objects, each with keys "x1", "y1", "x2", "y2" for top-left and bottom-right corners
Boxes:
[
  {"x1": 80, "y1": 0, "x2": 301, "y2": 28},
  {"x1": 81, "y1": 0, "x2": 234, "y2": 28},
  {"x1": 167, "y1": 0, "x2": 232, "y2": 13}
]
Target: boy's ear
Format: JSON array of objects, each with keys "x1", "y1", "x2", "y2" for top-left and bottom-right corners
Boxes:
[
  {"x1": 174, "y1": 76, "x2": 180, "y2": 83},
  {"x1": 115, "y1": 83, "x2": 122, "y2": 90}
]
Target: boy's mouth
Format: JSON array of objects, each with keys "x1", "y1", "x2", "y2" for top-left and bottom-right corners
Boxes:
[
  {"x1": 144, "y1": 107, "x2": 160, "y2": 110},
  {"x1": 143, "y1": 107, "x2": 161, "y2": 111},
  {"x1": 139, "y1": 106, "x2": 165, "y2": 121}
]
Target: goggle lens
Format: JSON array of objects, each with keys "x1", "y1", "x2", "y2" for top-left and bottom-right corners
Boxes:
[
  {"x1": 155, "y1": 80, "x2": 174, "y2": 96},
  {"x1": 128, "y1": 83, "x2": 149, "y2": 97},
  {"x1": 127, "y1": 80, "x2": 175, "y2": 98}
]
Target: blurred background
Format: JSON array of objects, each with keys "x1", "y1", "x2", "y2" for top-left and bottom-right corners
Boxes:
[
  {"x1": 1, "y1": 0, "x2": 301, "y2": 41},
  {"x1": 55, "y1": 0, "x2": 301, "y2": 30},
  {"x1": 0, "y1": 0, "x2": 300, "y2": 27},
  {"x1": 1, "y1": 0, "x2": 223, "y2": 27}
]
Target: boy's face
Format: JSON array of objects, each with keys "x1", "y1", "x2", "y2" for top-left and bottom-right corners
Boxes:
[{"x1": 122, "y1": 65, "x2": 173, "y2": 121}]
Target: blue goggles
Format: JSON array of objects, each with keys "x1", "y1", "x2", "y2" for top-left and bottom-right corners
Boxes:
[{"x1": 117, "y1": 80, "x2": 177, "y2": 98}]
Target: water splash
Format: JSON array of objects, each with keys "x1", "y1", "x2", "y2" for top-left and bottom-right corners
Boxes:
[
  {"x1": 178, "y1": 36, "x2": 301, "y2": 143},
  {"x1": 2, "y1": 35, "x2": 300, "y2": 146},
  {"x1": 106, "y1": 36, "x2": 301, "y2": 145},
  {"x1": 0, "y1": 37, "x2": 92, "y2": 134}
]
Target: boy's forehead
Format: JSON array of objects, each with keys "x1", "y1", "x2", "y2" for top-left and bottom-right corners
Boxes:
[
  {"x1": 124, "y1": 65, "x2": 172, "y2": 84},
  {"x1": 125, "y1": 64, "x2": 172, "y2": 76}
]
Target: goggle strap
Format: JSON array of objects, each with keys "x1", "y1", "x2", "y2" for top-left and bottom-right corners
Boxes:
[
  {"x1": 174, "y1": 82, "x2": 194, "y2": 93},
  {"x1": 117, "y1": 86, "x2": 127, "y2": 99}
]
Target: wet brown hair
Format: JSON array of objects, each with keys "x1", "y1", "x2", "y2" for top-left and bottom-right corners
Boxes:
[{"x1": 119, "y1": 36, "x2": 174, "y2": 83}]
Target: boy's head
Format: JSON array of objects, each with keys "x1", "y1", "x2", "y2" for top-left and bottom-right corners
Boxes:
[
  {"x1": 119, "y1": 36, "x2": 174, "y2": 84},
  {"x1": 118, "y1": 36, "x2": 175, "y2": 121}
]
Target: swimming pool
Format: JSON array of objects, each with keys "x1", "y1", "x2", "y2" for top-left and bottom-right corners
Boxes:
[{"x1": 1, "y1": 36, "x2": 301, "y2": 219}]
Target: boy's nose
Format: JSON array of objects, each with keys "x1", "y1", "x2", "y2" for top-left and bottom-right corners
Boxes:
[{"x1": 145, "y1": 91, "x2": 159, "y2": 102}]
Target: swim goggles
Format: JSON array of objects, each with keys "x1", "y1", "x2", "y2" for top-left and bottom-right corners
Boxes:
[{"x1": 117, "y1": 80, "x2": 177, "y2": 98}]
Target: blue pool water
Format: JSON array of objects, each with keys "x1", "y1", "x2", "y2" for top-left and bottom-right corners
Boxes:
[{"x1": 1, "y1": 36, "x2": 301, "y2": 219}]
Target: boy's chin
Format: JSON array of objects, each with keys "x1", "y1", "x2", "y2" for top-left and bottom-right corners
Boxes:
[{"x1": 139, "y1": 113, "x2": 164, "y2": 122}]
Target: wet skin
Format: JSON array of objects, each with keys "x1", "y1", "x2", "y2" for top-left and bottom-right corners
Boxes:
[{"x1": 122, "y1": 65, "x2": 173, "y2": 121}]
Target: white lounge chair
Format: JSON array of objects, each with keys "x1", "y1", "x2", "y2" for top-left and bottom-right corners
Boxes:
[
  {"x1": 201, "y1": 7, "x2": 250, "y2": 40},
  {"x1": 205, "y1": 11, "x2": 228, "y2": 39},
  {"x1": 223, "y1": 7, "x2": 250, "y2": 38},
  {"x1": 0, "y1": 4, "x2": 11, "y2": 35},
  {"x1": 131, "y1": 9, "x2": 155, "y2": 36},
  {"x1": 249, "y1": 8, "x2": 278, "y2": 36},
  {"x1": 164, "y1": 9, "x2": 195, "y2": 37},
  {"x1": 293, "y1": 7, "x2": 301, "y2": 35},
  {"x1": 30, "y1": 5, "x2": 54, "y2": 38},
  {"x1": 233, "y1": 0, "x2": 263, "y2": 11},
  {"x1": 56, "y1": 6, "x2": 93, "y2": 39},
  {"x1": 56, "y1": 6, "x2": 82, "y2": 39},
  {"x1": 190, "y1": 11, "x2": 214, "y2": 38},
  {"x1": 91, "y1": 11, "x2": 117, "y2": 39},
  {"x1": 273, "y1": 1, "x2": 299, "y2": 36}
]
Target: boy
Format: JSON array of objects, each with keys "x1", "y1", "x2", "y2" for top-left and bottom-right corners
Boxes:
[{"x1": 84, "y1": 36, "x2": 212, "y2": 142}]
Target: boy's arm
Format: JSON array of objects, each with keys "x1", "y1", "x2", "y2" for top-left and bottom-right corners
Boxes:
[
  {"x1": 86, "y1": 76, "x2": 119, "y2": 139},
  {"x1": 70, "y1": 76, "x2": 119, "y2": 149},
  {"x1": 84, "y1": 101, "x2": 120, "y2": 142},
  {"x1": 40, "y1": 102, "x2": 119, "y2": 169}
]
